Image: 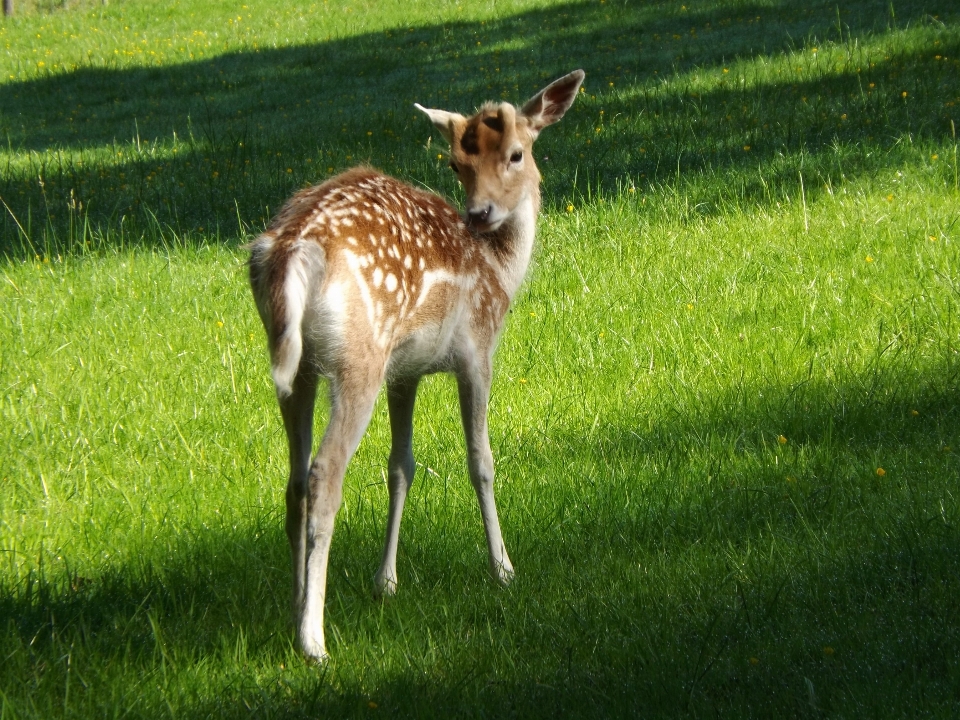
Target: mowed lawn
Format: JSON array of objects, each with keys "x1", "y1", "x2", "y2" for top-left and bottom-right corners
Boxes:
[{"x1": 2, "y1": 0, "x2": 960, "y2": 717}]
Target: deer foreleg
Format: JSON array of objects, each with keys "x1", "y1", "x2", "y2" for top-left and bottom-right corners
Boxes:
[
  {"x1": 374, "y1": 377, "x2": 421, "y2": 597},
  {"x1": 457, "y1": 364, "x2": 514, "y2": 587}
]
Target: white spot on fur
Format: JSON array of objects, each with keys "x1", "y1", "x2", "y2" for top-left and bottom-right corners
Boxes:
[
  {"x1": 414, "y1": 268, "x2": 476, "y2": 310},
  {"x1": 341, "y1": 249, "x2": 377, "y2": 331}
]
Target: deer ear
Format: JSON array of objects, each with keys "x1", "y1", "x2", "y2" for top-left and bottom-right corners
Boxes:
[
  {"x1": 521, "y1": 70, "x2": 585, "y2": 136},
  {"x1": 415, "y1": 103, "x2": 464, "y2": 145}
]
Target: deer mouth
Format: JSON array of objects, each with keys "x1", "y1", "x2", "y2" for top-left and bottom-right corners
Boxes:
[{"x1": 465, "y1": 204, "x2": 506, "y2": 233}]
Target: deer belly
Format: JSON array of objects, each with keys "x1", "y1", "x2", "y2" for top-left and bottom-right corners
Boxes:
[{"x1": 385, "y1": 321, "x2": 459, "y2": 378}]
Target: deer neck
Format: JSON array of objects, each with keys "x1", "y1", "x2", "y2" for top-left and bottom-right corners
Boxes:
[{"x1": 483, "y1": 186, "x2": 540, "y2": 300}]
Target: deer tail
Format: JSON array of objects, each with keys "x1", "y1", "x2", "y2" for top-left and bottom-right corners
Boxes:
[{"x1": 248, "y1": 236, "x2": 324, "y2": 398}]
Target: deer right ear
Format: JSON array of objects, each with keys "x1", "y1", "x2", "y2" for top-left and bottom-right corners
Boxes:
[
  {"x1": 521, "y1": 69, "x2": 585, "y2": 136},
  {"x1": 415, "y1": 103, "x2": 464, "y2": 145}
]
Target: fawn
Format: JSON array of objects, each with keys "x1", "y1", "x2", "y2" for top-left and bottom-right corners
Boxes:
[{"x1": 249, "y1": 70, "x2": 584, "y2": 660}]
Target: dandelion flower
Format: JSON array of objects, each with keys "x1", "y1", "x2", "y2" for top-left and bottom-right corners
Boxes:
[
  {"x1": 566, "y1": 204, "x2": 574, "y2": 213},
  {"x1": 823, "y1": 646, "x2": 835, "y2": 656},
  {"x1": 216, "y1": 321, "x2": 224, "y2": 328},
  {"x1": 865, "y1": 255, "x2": 874, "y2": 263},
  {"x1": 876, "y1": 467, "x2": 886, "y2": 477},
  {"x1": 778, "y1": 435, "x2": 787, "y2": 445}
]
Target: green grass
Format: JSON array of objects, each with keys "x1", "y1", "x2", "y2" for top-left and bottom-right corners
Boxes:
[{"x1": 2, "y1": 0, "x2": 960, "y2": 717}]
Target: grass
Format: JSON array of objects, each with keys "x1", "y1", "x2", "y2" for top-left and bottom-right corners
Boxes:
[{"x1": 2, "y1": 0, "x2": 960, "y2": 717}]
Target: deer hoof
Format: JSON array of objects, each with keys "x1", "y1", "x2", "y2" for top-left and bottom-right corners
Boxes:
[
  {"x1": 492, "y1": 561, "x2": 515, "y2": 587},
  {"x1": 373, "y1": 573, "x2": 397, "y2": 598},
  {"x1": 300, "y1": 629, "x2": 328, "y2": 662}
]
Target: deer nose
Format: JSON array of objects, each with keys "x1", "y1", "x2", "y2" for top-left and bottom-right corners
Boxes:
[{"x1": 466, "y1": 205, "x2": 492, "y2": 227}]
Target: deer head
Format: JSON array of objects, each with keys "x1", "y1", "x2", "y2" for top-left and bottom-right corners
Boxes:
[{"x1": 415, "y1": 69, "x2": 585, "y2": 233}]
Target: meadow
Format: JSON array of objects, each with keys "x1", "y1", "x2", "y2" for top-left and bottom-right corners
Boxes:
[{"x1": 2, "y1": 0, "x2": 960, "y2": 716}]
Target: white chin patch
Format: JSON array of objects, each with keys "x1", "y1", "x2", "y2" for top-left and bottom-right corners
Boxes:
[{"x1": 474, "y1": 211, "x2": 507, "y2": 234}]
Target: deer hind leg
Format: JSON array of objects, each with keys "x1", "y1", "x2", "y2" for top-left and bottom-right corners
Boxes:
[
  {"x1": 278, "y1": 369, "x2": 318, "y2": 622},
  {"x1": 457, "y1": 363, "x2": 515, "y2": 587},
  {"x1": 374, "y1": 377, "x2": 421, "y2": 598},
  {"x1": 300, "y1": 369, "x2": 383, "y2": 660}
]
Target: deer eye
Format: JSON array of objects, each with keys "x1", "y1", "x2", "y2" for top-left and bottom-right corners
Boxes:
[
  {"x1": 449, "y1": 161, "x2": 459, "y2": 173},
  {"x1": 510, "y1": 151, "x2": 523, "y2": 164}
]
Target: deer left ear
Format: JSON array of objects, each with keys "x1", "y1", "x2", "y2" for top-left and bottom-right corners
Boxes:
[
  {"x1": 415, "y1": 103, "x2": 465, "y2": 145},
  {"x1": 521, "y1": 69, "x2": 585, "y2": 136}
]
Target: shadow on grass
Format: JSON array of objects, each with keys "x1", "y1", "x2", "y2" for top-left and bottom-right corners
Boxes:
[
  {"x1": 3, "y1": 357, "x2": 958, "y2": 716},
  {"x1": 1, "y1": 0, "x2": 958, "y2": 257}
]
